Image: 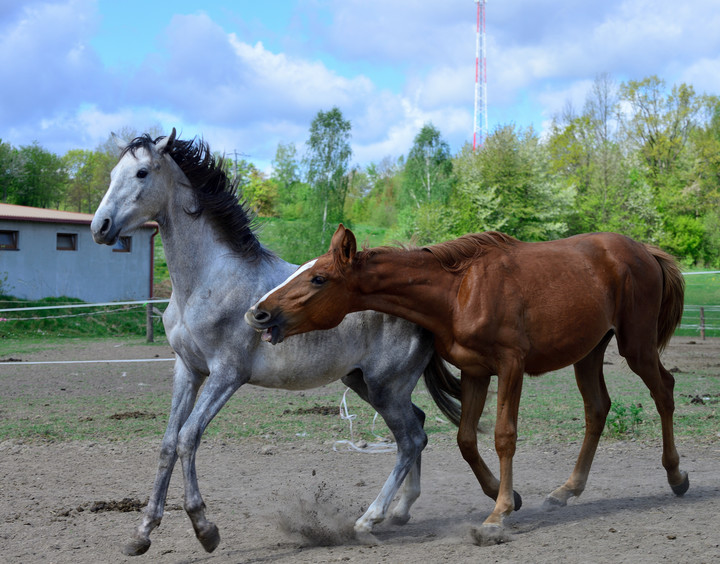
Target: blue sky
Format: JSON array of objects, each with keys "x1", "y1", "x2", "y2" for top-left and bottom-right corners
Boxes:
[{"x1": 2, "y1": 0, "x2": 720, "y2": 172}]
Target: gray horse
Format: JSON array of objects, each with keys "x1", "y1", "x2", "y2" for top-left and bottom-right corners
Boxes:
[{"x1": 91, "y1": 129, "x2": 460, "y2": 556}]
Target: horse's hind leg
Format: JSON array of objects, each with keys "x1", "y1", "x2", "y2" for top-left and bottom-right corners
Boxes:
[
  {"x1": 388, "y1": 403, "x2": 425, "y2": 525},
  {"x1": 343, "y1": 371, "x2": 427, "y2": 536},
  {"x1": 545, "y1": 333, "x2": 612, "y2": 509},
  {"x1": 176, "y1": 373, "x2": 245, "y2": 553},
  {"x1": 620, "y1": 341, "x2": 688, "y2": 495},
  {"x1": 124, "y1": 361, "x2": 202, "y2": 556}
]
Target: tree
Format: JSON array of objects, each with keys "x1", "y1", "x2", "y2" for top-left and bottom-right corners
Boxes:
[
  {"x1": 619, "y1": 76, "x2": 708, "y2": 261},
  {"x1": 451, "y1": 143, "x2": 504, "y2": 236},
  {"x1": 272, "y1": 142, "x2": 300, "y2": 189},
  {"x1": 349, "y1": 156, "x2": 402, "y2": 228},
  {"x1": 12, "y1": 143, "x2": 67, "y2": 208},
  {"x1": 240, "y1": 164, "x2": 278, "y2": 217},
  {"x1": 304, "y1": 107, "x2": 352, "y2": 249},
  {"x1": 392, "y1": 124, "x2": 456, "y2": 243},
  {"x1": 470, "y1": 124, "x2": 571, "y2": 241},
  {"x1": 620, "y1": 76, "x2": 700, "y2": 183},
  {"x1": 272, "y1": 142, "x2": 308, "y2": 219},
  {"x1": 0, "y1": 140, "x2": 20, "y2": 203},
  {"x1": 402, "y1": 123, "x2": 453, "y2": 208},
  {"x1": 547, "y1": 74, "x2": 663, "y2": 242}
]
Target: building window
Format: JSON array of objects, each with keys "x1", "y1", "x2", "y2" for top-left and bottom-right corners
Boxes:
[
  {"x1": 56, "y1": 233, "x2": 78, "y2": 251},
  {"x1": 112, "y1": 236, "x2": 132, "y2": 253},
  {"x1": 0, "y1": 230, "x2": 19, "y2": 250}
]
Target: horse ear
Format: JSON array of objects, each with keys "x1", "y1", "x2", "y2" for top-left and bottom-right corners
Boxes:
[
  {"x1": 111, "y1": 132, "x2": 126, "y2": 151},
  {"x1": 331, "y1": 224, "x2": 356, "y2": 265},
  {"x1": 155, "y1": 128, "x2": 177, "y2": 154}
]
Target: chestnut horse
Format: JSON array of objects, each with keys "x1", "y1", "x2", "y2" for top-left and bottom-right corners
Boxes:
[{"x1": 246, "y1": 224, "x2": 689, "y2": 544}]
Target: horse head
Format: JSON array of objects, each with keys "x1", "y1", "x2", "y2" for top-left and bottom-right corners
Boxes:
[
  {"x1": 91, "y1": 128, "x2": 177, "y2": 245},
  {"x1": 245, "y1": 224, "x2": 357, "y2": 344}
]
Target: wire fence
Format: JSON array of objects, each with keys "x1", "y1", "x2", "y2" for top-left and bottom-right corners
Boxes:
[
  {"x1": 0, "y1": 299, "x2": 170, "y2": 342},
  {"x1": 1, "y1": 267, "x2": 719, "y2": 343},
  {"x1": 679, "y1": 305, "x2": 720, "y2": 338},
  {"x1": 1, "y1": 299, "x2": 718, "y2": 339}
]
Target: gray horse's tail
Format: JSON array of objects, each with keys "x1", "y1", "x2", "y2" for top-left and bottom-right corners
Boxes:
[{"x1": 423, "y1": 352, "x2": 462, "y2": 427}]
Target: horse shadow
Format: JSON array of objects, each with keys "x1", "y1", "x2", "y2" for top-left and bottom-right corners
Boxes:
[{"x1": 370, "y1": 483, "x2": 720, "y2": 543}]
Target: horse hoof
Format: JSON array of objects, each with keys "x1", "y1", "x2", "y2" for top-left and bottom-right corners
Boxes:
[
  {"x1": 471, "y1": 524, "x2": 510, "y2": 546},
  {"x1": 389, "y1": 513, "x2": 411, "y2": 526},
  {"x1": 671, "y1": 472, "x2": 689, "y2": 497},
  {"x1": 198, "y1": 523, "x2": 221, "y2": 553},
  {"x1": 541, "y1": 495, "x2": 566, "y2": 511},
  {"x1": 355, "y1": 530, "x2": 380, "y2": 546},
  {"x1": 123, "y1": 536, "x2": 151, "y2": 556},
  {"x1": 513, "y1": 490, "x2": 523, "y2": 511}
]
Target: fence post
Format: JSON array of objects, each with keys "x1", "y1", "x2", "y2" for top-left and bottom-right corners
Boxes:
[
  {"x1": 700, "y1": 306, "x2": 705, "y2": 341},
  {"x1": 146, "y1": 302, "x2": 154, "y2": 343}
]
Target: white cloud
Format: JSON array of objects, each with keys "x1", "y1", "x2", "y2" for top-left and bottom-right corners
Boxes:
[
  {"x1": 0, "y1": 0, "x2": 103, "y2": 127},
  {"x1": 679, "y1": 57, "x2": 720, "y2": 96},
  {"x1": 322, "y1": 0, "x2": 469, "y2": 67},
  {"x1": 1, "y1": 0, "x2": 720, "y2": 169}
]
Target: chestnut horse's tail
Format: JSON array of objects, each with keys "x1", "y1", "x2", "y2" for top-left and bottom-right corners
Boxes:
[
  {"x1": 647, "y1": 244, "x2": 685, "y2": 352},
  {"x1": 423, "y1": 352, "x2": 462, "y2": 427}
]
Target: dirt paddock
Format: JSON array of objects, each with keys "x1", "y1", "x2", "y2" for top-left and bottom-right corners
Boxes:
[{"x1": 1, "y1": 338, "x2": 719, "y2": 563}]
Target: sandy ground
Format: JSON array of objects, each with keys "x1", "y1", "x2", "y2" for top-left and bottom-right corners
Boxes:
[{"x1": 1, "y1": 337, "x2": 719, "y2": 564}]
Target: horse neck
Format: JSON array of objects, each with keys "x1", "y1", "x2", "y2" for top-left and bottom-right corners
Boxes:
[
  {"x1": 351, "y1": 249, "x2": 457, "y2": 332},
  {"x1": 157, "y1": 184, "x2": 234, "y2": 299}
]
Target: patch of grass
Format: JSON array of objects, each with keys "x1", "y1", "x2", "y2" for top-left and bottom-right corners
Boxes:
[
  {"x1": 0, "y1": 394, "x2": 171, "y2": 442},
  {"x1": 683, "y1": 272, "x2": 720, "y2": 305},
  {"x1": 606, "y1": 402, "x2": 644, "y2": 438},
  {"x1": 679, "y1": 272, "x2": 720, "y2": 338},
  {"x1": 0, "y1": 384, "x2": 455, "y2": 444},
  {"x1": 2, "y1": 338, "x2": 718, "y2": 446},
  {"x1": 0, "y1": 335, "x2": 170, "y2": 358},
  {"x1": 512, "y1": 364, "x2": 720, "y2": 445},
  {"x1": 0, "y1": 295, "x2": 167, "y2": 342}
]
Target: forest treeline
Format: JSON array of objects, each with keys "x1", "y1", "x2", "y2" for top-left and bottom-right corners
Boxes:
[{"x1": 2, "y1": 74, "x2": 719, "y2": 267}]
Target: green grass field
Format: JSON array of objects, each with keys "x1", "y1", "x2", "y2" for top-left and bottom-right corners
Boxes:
[
  {"x1": 679, "y1": 272, "x2": 720, "y2": 337},
  {"x1": 1, "y1": 335, "x2": 718, "y2": 446}
]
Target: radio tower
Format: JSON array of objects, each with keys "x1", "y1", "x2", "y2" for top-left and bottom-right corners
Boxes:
[{"x1": 473, "y1": 0, "x2": 488, "y2": 150}]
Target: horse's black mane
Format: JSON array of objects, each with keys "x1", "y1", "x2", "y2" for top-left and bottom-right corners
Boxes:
[{"x1": 124, "y1": 134, "x2": 273, "y2": 262}]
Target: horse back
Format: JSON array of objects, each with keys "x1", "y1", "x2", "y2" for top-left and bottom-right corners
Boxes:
[{"x1": 457, "y1": 232, "x2": 674, "y2": 372}]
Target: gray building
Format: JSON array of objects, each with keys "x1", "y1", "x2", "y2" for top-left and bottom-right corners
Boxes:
[{"x1": 0, "y1": 203, "x2": 157, "y2": 302}]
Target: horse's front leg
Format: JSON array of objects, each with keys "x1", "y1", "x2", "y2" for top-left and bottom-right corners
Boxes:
[
  {"x1": 456, "y1": 371, "x2": 521, "y2": 506},
  {"x1": 472, "y1": 361, "x2": 524, "y2": 546},
  {"x1": 177, "y1": 373, "x2": 244, "y2": 553},
  {"x1": 124, "y1": 361, "x2": 202, "y2": 556}
]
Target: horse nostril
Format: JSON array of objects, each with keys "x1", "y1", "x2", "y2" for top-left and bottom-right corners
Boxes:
[
  {"x1": 253, "y1": 309, "x2": 271, "y2": 323},
  {"x1": 100, "y1": 218, "x2": 111, "y2": 235}
]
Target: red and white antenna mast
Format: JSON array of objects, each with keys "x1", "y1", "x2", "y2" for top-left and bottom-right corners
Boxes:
[{"x1": 473, "y1": 0, "x2": 488, "y2": 150}]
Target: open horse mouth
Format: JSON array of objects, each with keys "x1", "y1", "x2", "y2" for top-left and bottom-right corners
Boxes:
[
  {"x1": 244, "y1": 309, "x2": 285, "y2": 345},
  {"x1": 260, "y1": 325, "x2": 283, "y2": 345}
]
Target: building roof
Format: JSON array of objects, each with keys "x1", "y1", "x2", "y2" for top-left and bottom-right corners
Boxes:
[{"x1": 0, "y1": 203, "x2": 156, "y2": 228}]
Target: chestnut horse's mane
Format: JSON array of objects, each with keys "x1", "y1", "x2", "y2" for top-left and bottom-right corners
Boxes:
[{"x1": 359, "y1": 231, "x2": 518, "y2": 274}]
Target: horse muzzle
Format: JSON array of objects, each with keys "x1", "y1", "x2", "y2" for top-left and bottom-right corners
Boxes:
[
  {"x1": 244, "y1": 307, "x2": 285, "y2": 345},
  {"x1": 90, "y1": 215, "x2": 120, "y2": 245}
]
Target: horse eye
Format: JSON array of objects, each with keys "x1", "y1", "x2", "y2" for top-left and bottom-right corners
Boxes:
[
  {"x1": 136, "y1": 169, "x2": 148, "y2": 179},
  {"x1": 311, "y1": 275, "x2": 326, "y2": 286}
]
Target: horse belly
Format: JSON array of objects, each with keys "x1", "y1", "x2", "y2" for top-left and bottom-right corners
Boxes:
[{"x1": 523, "y1": 292, "x2": 614, "y2": 373}]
